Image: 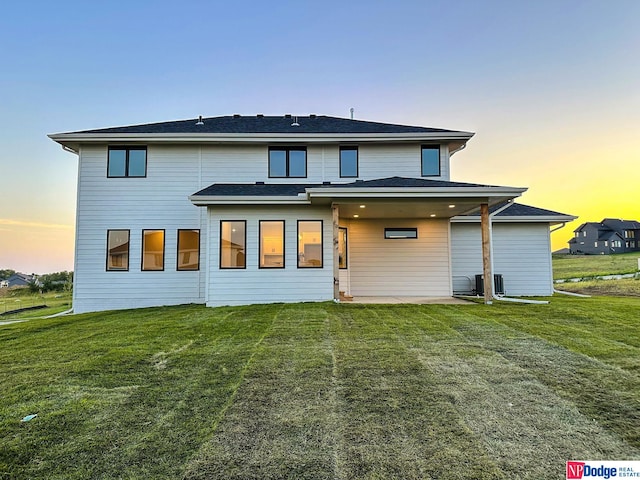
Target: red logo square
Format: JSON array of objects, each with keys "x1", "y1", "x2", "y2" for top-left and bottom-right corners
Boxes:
[{"x1": 567, "y1": 461, "x2": 585, "y2": 479}]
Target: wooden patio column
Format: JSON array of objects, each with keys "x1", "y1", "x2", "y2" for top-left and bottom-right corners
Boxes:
[
  {"x1": 332, "y1": 204, "x2": 340, "y2": 301},
  {"x1": 480, "y1": 203, "x2": 493, "y2": 305}
]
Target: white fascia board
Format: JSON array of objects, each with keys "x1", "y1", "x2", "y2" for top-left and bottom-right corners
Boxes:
[
  {"x1": 452, "y1": 215, "x2": 577, "y2": 224},
  {"x1": 48, "y1": 131, "x2": 475, "y2": 146},
  {"x1": 306, "y1": 186, "x2": 527, "y2": 199},
  {"x1": 189, "y1": 195, "x2": 309, "y2": 206}
]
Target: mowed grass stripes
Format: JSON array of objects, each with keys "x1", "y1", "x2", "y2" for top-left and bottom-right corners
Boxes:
[{"x1": 1, "y1": 296, "x2": 639, "y2": 479}]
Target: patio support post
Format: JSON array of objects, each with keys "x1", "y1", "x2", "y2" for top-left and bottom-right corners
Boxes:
[
  {"x1": 480, "y1": 203, "x2": 493, "y2": 304},
  {"x1": 332, "y1": 204, "x2": 340, "y2": 301}
]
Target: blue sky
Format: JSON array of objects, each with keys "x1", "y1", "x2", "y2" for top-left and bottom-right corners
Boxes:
[{"x1": 1, "y1": 0, "x2": 638, "y2": 273}]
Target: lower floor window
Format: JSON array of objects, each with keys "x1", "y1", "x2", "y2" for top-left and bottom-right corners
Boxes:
[
  {"x1": 339, "y1": 227, "x2": 348, "y2": 269},
  {"x1": 177, "y1": 229, "x2": 200, "y2": 270},
  {"x1": 260, "y1": 221, "x2": 285, "y2": 268},
  {"x1": 384, "y1": 227, "x2": 418, "y2": 239},
  {"x1": 220, "y1": 221, "x2": 246, "y2": 268},
  {"x1": 106, "y1": 230, "x2": 130, "y2": 271},
  {"x1": 298, "y1": 220, "x2": 323, "y2": 268},
  {"x1": 142, "y1": 230, "x2": 165, "y2": 271}
]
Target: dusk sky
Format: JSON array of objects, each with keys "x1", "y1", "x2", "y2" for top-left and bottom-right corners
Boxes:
[{"x1": 1, "y1": 0, "x2": 638, "y2": 274}]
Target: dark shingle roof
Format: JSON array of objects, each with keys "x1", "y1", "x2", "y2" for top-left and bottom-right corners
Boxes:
[
  {"x1": 601, "y1": 218, "x2": 640, "y2": 230},
  {"x1": 467, "y1": 202, "x2": 573, "y2": 218},
  {"x1": 193, "y1": 183, "x2": 315, "y2": 197},
  {"x1": 69, "y1": 115, "x2": 469, "y2": 135},
  {"x1": 332, "y1": 177, "x2": 493, "y2": 188},
  {"x1": 192, "y1": 177, "x2": 502, "y2": 197},
  {"x1": 598, "y1": 231, "x2": 621, "y2": 241},
  {"x1": 493, "y1": 203, "x2": 571, "y2": 217}
]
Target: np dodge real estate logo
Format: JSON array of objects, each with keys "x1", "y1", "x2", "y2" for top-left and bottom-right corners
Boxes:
[{"x1": 567, "y1": 461, "x2": 640, "y2": 479}]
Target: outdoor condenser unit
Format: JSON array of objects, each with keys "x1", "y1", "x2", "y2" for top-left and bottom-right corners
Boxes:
[{"x1": 475, "y1": 274, "x2": 505, "y2": 295}]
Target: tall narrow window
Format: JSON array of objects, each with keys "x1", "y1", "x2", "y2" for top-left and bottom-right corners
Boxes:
[
  {"x1": 421, "y1": 146, "x2": 440, "y2": 177},
  {"x1": 177, "y1": 229, "x2": 200, "y2": 271},
  {"x1": 108, "y1": 147, "x2": 147, "y2": 177},
  {"x1": 298, "y1": 221, "x2": 323, "y2": 268},
  {"x1": 340, "y1": 147, "x2": 358, "y2": 178},
  {"x1": 220, "y1": 221, "x2": 246, "y2": 269},
  {"x1": 259, "y1": 221, "x2": 285, "y2": 268},
  {"x1": 106, "y1": 230, "x2": 130, "y2": 271},
  {"x1": 339, "y1": 227, "x2": 348, "y2": 269},
  {"x1": 268, "y1": 147, "x2": 307, "y2": 178},
  {"x1": 142, "y1": 230, "x2": 165, "y2": 271}
]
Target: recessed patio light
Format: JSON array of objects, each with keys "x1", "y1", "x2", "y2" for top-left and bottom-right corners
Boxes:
[
  {"x1": 449, "y1": 204, "x2": 456, "y2": 208},
  {"x1": 430, "y1": 214, "x2": 436, "y2": 217},
  {"x1": 353, "y1": 214, "x2": 359, "y2": 218},
  {"x1": 359, "y1": 205, "x2": 366, "y2": 208}
]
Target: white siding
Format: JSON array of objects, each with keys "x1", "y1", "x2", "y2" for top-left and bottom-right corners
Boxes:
[
  {"x1": 450, "y1": 223, "x2": 554, "y2": 296},
  {"x1": 73, "y1": 145, "x2": 206, "y2": 313},
  {"x1": 200, "y1": 143, "x2": 449, "y2": 185},
  {"x1": 347, "y1": 219, "x2": 451, "y2": 296},
  {"x1": 73, "y1": 140, "x2": 453, "y2": 312},
  {"x1": 207, "y1": 206, "x2": 334, "y2": 306}
]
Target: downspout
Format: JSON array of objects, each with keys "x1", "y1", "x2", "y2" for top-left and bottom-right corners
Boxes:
[
  {"x1": 550, "y1": 222, "x2": 567, "y2": 233},
  {"x1": 489, "y1": 201, "x2": 550, "y2": 304}
]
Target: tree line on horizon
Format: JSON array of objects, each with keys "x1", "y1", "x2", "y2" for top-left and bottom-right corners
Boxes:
[{"x1": 1, "y1": 269, "x2": 74, "y2": 293}]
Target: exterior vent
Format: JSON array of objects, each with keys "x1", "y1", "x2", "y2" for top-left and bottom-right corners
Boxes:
[
  {"x1": 475, "y1": 274, "x2": 505, "y2": 295},
  {"x1": 195, "y1": 115, "x2": 204, "y2": 126},
  {"x1": 255, "y1": 181, "x2": 265, "y2": 185},
  {"x1": 256, "y1": 114, "x2": 264, "y2": 118},
  {"x1": 284, "y1": 114, "x2": 292, "y2": 118},
  {"x1": 322, "y1": 181, "x2": 331, "y2": 185},
  {"x1": 309, "y1": 114, "x2": 317, "y2": 119},
  {"x1": 233, "y1": 114, "x2": 241, "y2": 118}
]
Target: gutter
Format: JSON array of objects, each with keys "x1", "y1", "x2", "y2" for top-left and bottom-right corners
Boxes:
[
  {"x1": 48, "y1": 131, "x2": 475, "y2": 145},
  {"x1": 62, "y1": 145, "x2": 78, "y2": 155}
]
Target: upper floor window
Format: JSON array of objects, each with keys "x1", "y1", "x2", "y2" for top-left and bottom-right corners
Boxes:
[
  {"x1": 106, "y1": 230, "x2": 130, "y2": 271},
  {"x1": 269, "y1": 147, "x2": 306, "y2": 178},
  {"x1": 340, "y1": 147, "x2": 358, "y2": 178},
  {"x1": 421, "y1": 146, "x2": 440, "y2": 177},
  {"x1": 108, "y1": 146, "x2": 147, "y2": 177}
]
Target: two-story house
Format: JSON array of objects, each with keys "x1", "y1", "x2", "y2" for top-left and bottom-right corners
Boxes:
[
  {"x1": 569, "y1": 218, "x2": 640, "y2": 254},
  {"x1": 49, "y1": 114, "x2": 575, "y2": 313}
]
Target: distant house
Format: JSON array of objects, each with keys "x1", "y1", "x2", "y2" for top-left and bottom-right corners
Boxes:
[
  {"x1": 569, "y1": 218, "x2": 640, "y2": 254},
  {"x1": 4, "y1": 273, "x2": 37, "y2": 288}
]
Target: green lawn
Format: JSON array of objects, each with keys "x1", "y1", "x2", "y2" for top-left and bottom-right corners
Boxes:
[
  {"x1": 0, "y1": 290, "x2": 72, "y2": 320},
  {"x1": 553, "y1": 252, "x2": 640, "y2": 279},
  {"x1": 1, "y1": 298, "x2": 639, "y2": 479},
  {"x1": 556, "y1": 277, "x2": 640, "y2": 297}
]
